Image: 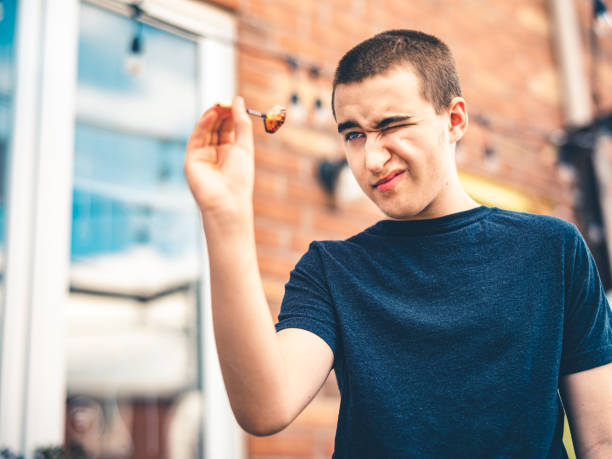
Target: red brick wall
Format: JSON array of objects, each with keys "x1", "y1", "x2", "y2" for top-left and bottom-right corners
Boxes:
[
  {"x1": 575, "y1": 0, "x2": 612, "y2": 113},
  {"x1": 203, "y1": 1, "x2": 612, "y2": 457}
]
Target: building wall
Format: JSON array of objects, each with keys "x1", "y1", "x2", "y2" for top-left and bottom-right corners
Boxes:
[{"x1": 203, "y1": 1, "x2": 611, "y2": 458}]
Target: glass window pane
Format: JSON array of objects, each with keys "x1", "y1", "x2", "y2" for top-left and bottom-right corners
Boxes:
[
  {"x1": 66, "y1": 4, "x2": 203, "y2": 457},
  {"x1": 0, "y1": 1, "x2": 18, "y2": 319}
]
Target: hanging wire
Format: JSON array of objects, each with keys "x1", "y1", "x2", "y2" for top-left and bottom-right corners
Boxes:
[
  {"x1": 594, "y1": 0, "x2": 612, "y2": 34},
  {"x1": 590, "y1": 0, "x2": 612, "y2": 118},
  {"x1": 88, "y1": 0, "x2": 570, "y2": 147},
  {"x1": 129, "y1": 3, "x2": 145, "y2": 55}
]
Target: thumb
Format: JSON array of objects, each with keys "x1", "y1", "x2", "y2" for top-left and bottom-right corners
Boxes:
[{"x1": 232, "y1": 96, "x2": 254, "y2": 152}]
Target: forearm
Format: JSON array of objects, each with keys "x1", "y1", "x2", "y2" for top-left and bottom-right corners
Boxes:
[
  {"x1": 579, "y1": 440, "x2": 612, "y2": 459},
  {"x1": 202, "y1": 210, "x2": 288, "y2": 434}
]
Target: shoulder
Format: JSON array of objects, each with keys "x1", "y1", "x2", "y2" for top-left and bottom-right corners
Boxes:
[
  {"x1": 306, "y1": 237, "x2": 363, "y2": 258},
  {"x1": 486, "y1": 207, "x2": 576, "y2": 233},
  {"x1": 486, "y1": 208, "x2": 580, "y2": 243},
  {"x1": 301, "y1": 232, "x2": 374, "y2": 267}
]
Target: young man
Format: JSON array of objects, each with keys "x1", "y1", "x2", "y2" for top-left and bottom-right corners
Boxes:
[{"x1": 184, "y1": 30, "x2": 612, "y2": 458}]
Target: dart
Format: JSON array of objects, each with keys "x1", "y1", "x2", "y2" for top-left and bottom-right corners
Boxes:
[{"x1": 215, "y1": 102, "x2": 287, "y2": 134}]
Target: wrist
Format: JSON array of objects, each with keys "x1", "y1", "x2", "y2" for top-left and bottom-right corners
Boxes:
[{"x1": 200, "y1": 204, "x2": 254, "y2": 236}]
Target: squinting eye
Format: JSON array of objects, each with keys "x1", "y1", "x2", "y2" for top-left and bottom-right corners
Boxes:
[
  {"x1": 381, "y1": 123, "x2": 414, "y2": 133},
  {"x1": 344, "y1": 132, "x2": 364, "y2": 142}
]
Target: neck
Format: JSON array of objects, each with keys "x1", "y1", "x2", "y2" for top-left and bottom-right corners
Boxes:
[{"x1": 392, "y1": 168, "x2": 480, "y2": 221}]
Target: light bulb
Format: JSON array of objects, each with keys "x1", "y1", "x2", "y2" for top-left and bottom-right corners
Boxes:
[
  {"x1": 313, "y1": 98, "x2": 330, "y2": 127},
  {"x1": 484, "y1": 146, "x2": 500, "y2": 172},
  {"x1": 289, "y1": 93, "x2": 306, "y2": 123},
  {"x1": 125, "y1": 54, "x2": 144, "y2": 76},
  {"x1": 125, "y1": 28, "x2": 144, "y2": 76},
  {"x1": 594, "y1": 0, "x2": 612, "y2": 36},
  {"x1": 335, "y1": 165, "x2": 364, "y2": 206},
  {"x1": 557, "y1": 162, "x2": 576, "y2": 185},
  {"x1": 595, "y1": 11, "x2": 612, "y2": 36}
]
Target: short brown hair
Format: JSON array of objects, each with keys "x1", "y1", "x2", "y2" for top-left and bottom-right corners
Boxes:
[{"x1": 331, "y1": 30, "x2": 462, "y2": 117}]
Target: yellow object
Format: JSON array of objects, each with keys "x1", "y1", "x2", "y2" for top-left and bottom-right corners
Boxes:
[
  {"x1": 563, "y1": 413, "x2": 576, "y2": 459},
  {"x1": 458, "y1": 170, "x2": 552, "y2": 214}
]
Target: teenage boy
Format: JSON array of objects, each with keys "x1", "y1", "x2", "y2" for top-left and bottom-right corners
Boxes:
[{"x1": 184, "y1": 30, "x2": 612, "y2": 458}]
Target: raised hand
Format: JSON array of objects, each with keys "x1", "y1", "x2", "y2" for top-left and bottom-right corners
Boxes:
[{"x1": 184, "y1": 96, "x2": 255, "y2": 220}]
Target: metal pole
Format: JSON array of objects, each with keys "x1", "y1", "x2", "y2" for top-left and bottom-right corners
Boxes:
[{"x1": 549, "y1": 0, "x2": 593, "y2": 127}]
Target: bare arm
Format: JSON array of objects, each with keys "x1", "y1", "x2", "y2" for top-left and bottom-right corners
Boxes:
[
  {"x1": 184, "y1": 98, "x2": 333, "y2": 435},
  {"x1": 559, "y1": 362, "x2": 612, "y2": 458}
]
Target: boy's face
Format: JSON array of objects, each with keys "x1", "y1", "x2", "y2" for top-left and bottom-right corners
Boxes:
[{"x1": 334, "y1": 66, "x2": 459, "y2": 220}]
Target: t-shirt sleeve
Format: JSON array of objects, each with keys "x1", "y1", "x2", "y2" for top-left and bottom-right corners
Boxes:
[
  {"x1": 560, "y1": 225, "x2": 612, "y2": 375},
  {"x1": 274, "y1": 241, "x2": 338, "y2": 358}
]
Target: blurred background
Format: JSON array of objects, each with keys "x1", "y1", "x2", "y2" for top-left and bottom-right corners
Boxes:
[{"x1": 0, "y1": 0, "x2": 611, "y2": 458}]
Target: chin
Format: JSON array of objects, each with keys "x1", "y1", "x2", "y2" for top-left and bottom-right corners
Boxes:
[
  {"x1": 379, "y1": 204, "x2": 422, "y2": 221},
  {"x1": 376, "y1": 193, "x2": 439, "y2": 220}
]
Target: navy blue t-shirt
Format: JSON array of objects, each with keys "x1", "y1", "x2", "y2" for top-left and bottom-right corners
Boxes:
[{"x1": 275, "y1": 205, "x2": 612, "y2": 458}]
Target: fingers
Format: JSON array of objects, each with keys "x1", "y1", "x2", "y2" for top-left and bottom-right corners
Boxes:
[
  {"x1": 232, "y1": 96, "x2": 254, "y2": 152},
  {"x1": 211, "y1": 103, "x2": 234, "y2": 145},
  {"x1": 218, "y1": 106, "x2": 236, "y2": 145},
  {"x1": 209, "y1": 110, "x2": 224, "y2": 146},
  {"x1": 187, "y1": 107, "x2": 217, "y2": 151},
  {"x1": 187, "y1": 97, "x2": 251, "y2": 151}
]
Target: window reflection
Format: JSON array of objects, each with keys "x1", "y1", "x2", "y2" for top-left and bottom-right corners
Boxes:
[
  {"x1": 67, "y1": 4, "x2": 202, "y2": 457},
  {"x1": 0, "y1": 0, "x2": 17, "y2": 318}
]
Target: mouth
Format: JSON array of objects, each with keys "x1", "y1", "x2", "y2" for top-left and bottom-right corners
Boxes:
[{"x1": 373, "y1": 169, "x2": 405, "y2": 188}]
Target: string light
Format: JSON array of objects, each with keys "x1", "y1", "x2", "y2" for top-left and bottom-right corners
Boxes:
[
  {"x1": 125, "y1": 3, "x2": 145, "y2": 76},
  {"x1": 484, "y1": 145, "x2": 500, "y2": 172},
  {"x1": 312, "y1": 97, "x2": 330, "y2": 126},
  {"x1": 288, "y1": 92, "x2": 307, "y2": 123},
  {"x1": 284, "y1": 56, "x2": 307, "y2": 123},
  {"x1": 594, "y1": 0, "x2": 612, "y2": 36},
  {"x1": 307, "y1": 65, "x2": 331, "y2": 127},
  {"x1": 110, "y1": 0, "x2": 573, "y2": 149}
]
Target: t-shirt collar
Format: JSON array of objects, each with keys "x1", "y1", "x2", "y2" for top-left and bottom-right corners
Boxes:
[{"x1": 366, "y1": 205, "x2": 497, "y2": 237}]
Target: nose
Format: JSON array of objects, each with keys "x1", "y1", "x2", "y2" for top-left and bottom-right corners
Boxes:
[{"x1": 364, "y1": 133, "x2": 390, "y2": 173}]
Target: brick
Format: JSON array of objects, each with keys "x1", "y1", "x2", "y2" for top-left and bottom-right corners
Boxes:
[
  {"x1": 254, "y1": 167, "x2": 287, "y2": 198},
  {"x1": 248, "y1": 0, "x2": 299, "y2": 32},
  {"x1": 248, "y1": 430, "x2": 316, "y2": 456},
  {"x1": 254, "y1": 144, "x2": 304, "y2": 177},
  {"x1": 516, "y1": 4, "x2": 550, "y2": 36},
  {"x1": 341, "y1": 196, "x2": 384, "y2": 221},
  {"x1": 293, "y1": 396, "x2": 340, "y2": 428},
  {"x1": 236, "y1": 48, "x2": 287, "y2": 77},
  {"x1": 254, "y1": 221, "x2": 283, "y2": 247},
  {"x1": 262, "y1": 276, "x2": 287, "y2": 316},
  {"x1": 277, "y1": 125, "x2": 343, "y2": 159},
  {"x1": 286, "y1": 178, "x2": 330, "y2": 207},
  {"x1": 290, "y1": 231, "x2": 318, "y2": 254},
  {"x1": 241, "y1": 84, "x2": 281, "y2": 116},
  {"x1": 312, "y1": 209, "x2": 369, "y2": 238},
  {"x1": 240, "y1": 64, "x2": 276, "y2": 91},
  {"x1": 274, "y1": 30, "x2": 327, "y2": 63},
  {"x1": 253, "y1": 196, "x2": 302, "y2": 225},
  {"x1": 257, "y1": 249, "x2": 299, "y2": 280},
  {"x1": 310, "y1": 21, "x2": 355, "y2": 59},
  {"x1": 276, "y1": 0, "x2": 316, "y2": 16}
]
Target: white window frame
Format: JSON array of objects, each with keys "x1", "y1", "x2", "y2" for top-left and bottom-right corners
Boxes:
[{"x1": 0, "y1": 1, "x2": 242, "y2": 457}]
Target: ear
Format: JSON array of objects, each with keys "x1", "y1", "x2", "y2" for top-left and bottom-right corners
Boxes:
[{"x1": 447, "y1": 97, "x2": 468, "y2": 144}]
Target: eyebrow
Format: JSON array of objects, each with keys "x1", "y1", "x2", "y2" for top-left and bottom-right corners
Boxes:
[
  {"x1": 337, "y1": 115, "x2": 415, "y2": 133},
  {"x1": 337, "y1": 120, "x2": 360, "y2": 133}
]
